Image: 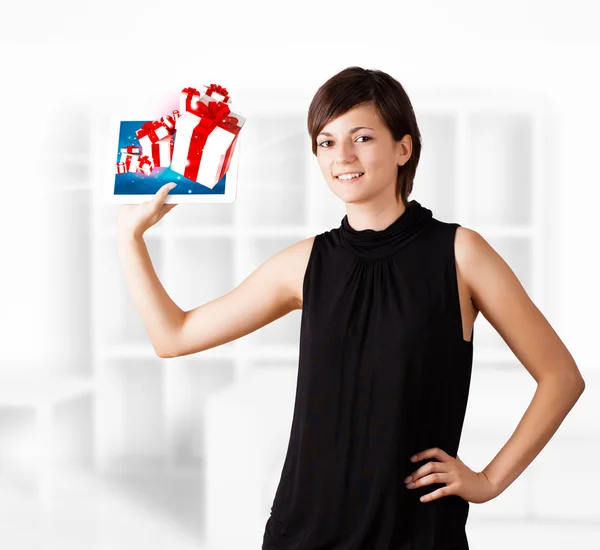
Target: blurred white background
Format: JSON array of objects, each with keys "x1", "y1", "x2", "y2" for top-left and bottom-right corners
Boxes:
[{"x1": 1, "y1": 0, "x2": 599, "y2": 548}]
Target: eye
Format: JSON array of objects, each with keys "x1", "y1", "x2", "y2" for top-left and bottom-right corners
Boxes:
[{"x1": 317, "y1": 136, "x2": 372, "y2": 148}]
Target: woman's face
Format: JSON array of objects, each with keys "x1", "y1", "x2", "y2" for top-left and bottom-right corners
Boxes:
[{"x1": 315, "y1": 102, "x2": 412, "y2": 206}]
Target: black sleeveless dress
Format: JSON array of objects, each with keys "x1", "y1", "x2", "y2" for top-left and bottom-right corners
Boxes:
[{"x1": 262, "y1": 200, "x2": 474, "y2": 550}]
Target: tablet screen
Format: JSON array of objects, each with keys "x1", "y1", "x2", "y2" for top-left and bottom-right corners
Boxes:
[{"x1": 114, "y1": 120, "x2": 228, "y2": 196}]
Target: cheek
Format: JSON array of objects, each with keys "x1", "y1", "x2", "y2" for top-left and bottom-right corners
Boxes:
[
  {"x1": 361, "y1": 149, "x2": 385, "y2": 169},
  {"x1": 317, "y1": 157, "x2": 328, "y2": 174}
]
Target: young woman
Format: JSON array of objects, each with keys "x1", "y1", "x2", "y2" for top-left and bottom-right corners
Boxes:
[{"x1": 117, "y1": 67, "x2": 585, "y2": 550}]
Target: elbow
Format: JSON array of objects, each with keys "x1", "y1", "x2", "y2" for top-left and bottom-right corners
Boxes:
[
  {"x1": 571, "y1": 367, "x2": 586, "y2": 394},
  {"x1": 565, "y1": 373, "x2": 586, "y2": 398},
  {"x1": 155, "y1": 343, "x2": 179, "y2": 359},
  {"x1": 541, "y1": 370, "x2": 585, "y2": 397},
  {"x1": 155, "y1": 322, "x2": 185, "y2": 359}
]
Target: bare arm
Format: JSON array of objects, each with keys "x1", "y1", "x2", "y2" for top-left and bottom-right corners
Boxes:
[
  {"x1": 117, "y1": 207, "x2": 312, "y2": 359},
  {"x1": 166, "y1": 236, "x2": 313, "y2": 358},
  {"x1": 457, "y1": 227, "x2": 585, "y2": 497},
  {"x1": 117, "y1": 231, "x2": 185, "y2": 357},
  {"x1": 116, "y1": 178, "x2": 313, "y2": 358}
]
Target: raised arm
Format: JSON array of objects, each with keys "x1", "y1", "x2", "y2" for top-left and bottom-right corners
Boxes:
[
  {"x1": 116, "y1": 182, "x2": 314, "y2": 359},
  {"x1": 165, "y1": 235, "x2": 313, "y2": 358},
  {"x1": 116, "y1": 183, "x2": 182, "y2": 357}
]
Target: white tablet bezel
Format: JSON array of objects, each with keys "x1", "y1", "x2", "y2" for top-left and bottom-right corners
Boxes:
[{"x1": 102, "y1": 112, "x2": 240, "y2": 204}]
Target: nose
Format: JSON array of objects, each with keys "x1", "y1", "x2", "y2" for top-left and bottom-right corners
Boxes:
[{"x1": 334, "y1": 140, "x2": 357, "y2": 164}]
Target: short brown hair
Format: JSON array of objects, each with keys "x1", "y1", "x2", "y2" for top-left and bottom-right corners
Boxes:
[{"x1": 307, "y1": 66, "x2": 422, "y2": 206}]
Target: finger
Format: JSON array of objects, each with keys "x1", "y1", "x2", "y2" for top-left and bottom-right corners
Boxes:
[
  {"x1": 406, "y1": 471, "x2": 451, "y2": 490},
  {"x1": 405, "y1": 460, "x2": 450, "y2": 484},
  {"x1": 155, "y1": 182, "x2": 177, "y2": 205},
  {"x1": 419, "y1": 484, "x2": 453, "y2": 503},
  {"x1": 411, "y1": 447, "x2": 449, "y2": 463}
]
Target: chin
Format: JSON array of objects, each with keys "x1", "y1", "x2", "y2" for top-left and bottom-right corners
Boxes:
[{"x1": 338, "y1": 191, "x2": 367, "y2": 204}]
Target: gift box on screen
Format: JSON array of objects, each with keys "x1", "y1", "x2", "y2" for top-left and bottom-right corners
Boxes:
[
  {"x1": 136, "y1": 155, "x2": 155, "y2": 176},
  {"x1": 179, "y1": 84, "x2": 232, "y2": 117},
  {"x1": 160, "y1": 113, "x2": 177, "y2": 134},
  {"x1": 142, "y1": 135, "x2": 174, "y2": 167},
  {"x1": 136, "y1": 119, "x2": 175, "y2": 160},
  {"x1": 170, "y1": 98, "x2": 246, "y2": 189},
  {"x1": 119, "y1": 146, "x2": 141, "y2": 172}
]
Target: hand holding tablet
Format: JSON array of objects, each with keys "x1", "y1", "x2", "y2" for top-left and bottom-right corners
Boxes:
[{"x1": 116, "y1": 182, "x2": 179, "y2": 238}]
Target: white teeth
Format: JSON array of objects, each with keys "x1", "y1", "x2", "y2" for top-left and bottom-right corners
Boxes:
[{"x1": 337, "y1": 172, "x2": 363, "y2": 180}]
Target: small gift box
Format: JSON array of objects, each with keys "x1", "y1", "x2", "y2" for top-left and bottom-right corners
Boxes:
[
  {"x1": 160, "y1": 113, "x2": 176, "y2": 134},
  {"x1": 115, "y1": 161, "x2": 126, "y2": 174},
  {"x1": 171, "y1": 110, "x2": 180, "y2": 130},
  {"x1": 136, "y1": 119, "x2": 174, "y2": 154},
  {"x1": 119, "y1": 146, "x2": 141, "y2": 172},
  {"x1": 201, "y1": 83, "x2": 231, "y2": 103},
  {"x1": 136, "y1": 155, "x2": 155, "y2": 176},
  {"x1": 170, "y1": 96, "x2": 245, "y2": 188},
  {"x1": 179, "y1": 84, "x2": 232, "y2": 117},
  {"x1": 144, "y1": 134, "x2": 174, "y2": 168}
]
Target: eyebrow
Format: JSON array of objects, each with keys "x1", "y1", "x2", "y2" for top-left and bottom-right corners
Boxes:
[{"x1": 317, "y1": 126, "x2": 375, "y2": 138}]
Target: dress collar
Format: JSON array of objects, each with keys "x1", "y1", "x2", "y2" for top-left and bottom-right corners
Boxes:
[{"x1": 338, "y1": 200, "x2": 433, "y2": 259}]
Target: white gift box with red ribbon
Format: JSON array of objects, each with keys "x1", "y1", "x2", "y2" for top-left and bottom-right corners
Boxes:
[
  {"x1": 136, "y1": 119, "x2": 172, "y2": 144},
  {"x1": 170, "y1": 98, "x2": 245, "y2": 189},
  {"x1": 136, "y1": 155, "x2": 155, "y2": 176},
  {"x1": 179, "y1": 84, "x2": 232, "y2": 118},
  {"x1": 136, "y1": 119, "x2": 174, "y2": 165},
  {"x1": 143, "y1": 135, "x2": 175, "y2": 167},
  {"x1": 119, "y1": 146, "x2": 141, "y2": 172}
]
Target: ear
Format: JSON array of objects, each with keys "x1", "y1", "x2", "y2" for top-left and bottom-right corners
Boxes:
[{"x1": 396, "y1": 134, "x2": 413, "y2": 166}]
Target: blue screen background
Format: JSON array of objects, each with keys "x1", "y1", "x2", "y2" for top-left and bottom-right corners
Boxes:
[{"x1": 114, "y1": 120, "x2": 227, "y2": 195}]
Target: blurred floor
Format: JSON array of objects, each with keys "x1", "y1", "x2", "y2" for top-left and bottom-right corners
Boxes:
[
  {"x1": 0, "y1": 467, "x2": 598, "y2": 549},
  {"x1": 0, "y1": 467, "x2": 206, "y2": 550},
  {"x1": 467, "y1": 516, "x2": 600, "y2": 548}
]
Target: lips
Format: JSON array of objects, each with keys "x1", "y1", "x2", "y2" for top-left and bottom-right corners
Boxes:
[{"x1": 336, "y1": 172, "x2": 364, "y2": 181}]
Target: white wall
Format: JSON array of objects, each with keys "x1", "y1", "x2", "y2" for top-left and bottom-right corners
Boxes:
[{"x1": 1, "y1": 0, "x2": 598, "y2": 373}]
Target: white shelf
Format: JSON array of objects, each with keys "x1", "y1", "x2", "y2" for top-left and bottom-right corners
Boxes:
[
  {"x1": 102, "y1": 225, "x2": 313, "y2": 239},
  {"x1": 0, "y1": 375, "x2": 94, "y2": 407}
]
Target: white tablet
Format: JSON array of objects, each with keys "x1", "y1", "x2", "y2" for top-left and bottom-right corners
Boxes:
[{"x1": 103, "y1": 113, "x2": 242, "y2": 204}]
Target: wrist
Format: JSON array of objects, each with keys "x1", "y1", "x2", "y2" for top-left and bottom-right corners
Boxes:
[
  {"x1": 481, "y1": 469, "x2": 502, "y2": 497},
  {"x1": 118, "y1": 228, "x2": 145, "y2": 243}
]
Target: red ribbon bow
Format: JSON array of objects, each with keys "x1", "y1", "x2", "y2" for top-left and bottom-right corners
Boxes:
[
  {"x1": 136, "y1": 120, "x2": 164, "y2": 142},
  {"x1": 195, "y1": 100, "x2": 240, "y2": 132},
  {"x1": 182, "y1": 87, "x2": 199, "y2": 96},
  {"x1": 205, "y1": 83, "x2": 229, "y2": 100},
  {"x1": 160, "y1": 115, "x2": 176, "y2": 133}
]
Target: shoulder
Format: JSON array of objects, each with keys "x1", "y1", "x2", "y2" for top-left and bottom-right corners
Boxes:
[
  {"x1": 276, "y1": 235, "x2": 318, "y2": 310},
  {"x1": 453, "y1": 225, "x2": 491, "y2": 267},
  {"x1": 428, "y1": 219, "x2": 485, "y2": 261},
  {"x1": 453, "y1": 225, "x2": 495, "y2": 302}
]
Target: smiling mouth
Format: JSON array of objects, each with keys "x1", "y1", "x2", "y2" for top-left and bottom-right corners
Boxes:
[{"x1": 336, "y1": 173, "x2": 364, "y2": 182}]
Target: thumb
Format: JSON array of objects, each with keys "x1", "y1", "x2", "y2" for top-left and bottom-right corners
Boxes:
[
  {"x1": 154, "y1": 182, "x2": 177, "y2": 206},
  {"x1": 156, "y1": 181, "x2": 177, "y2": 203}
]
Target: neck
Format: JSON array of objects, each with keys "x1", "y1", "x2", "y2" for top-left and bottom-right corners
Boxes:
[{"x1": 345, "y1": 199, "x2": 407, "y2": 232}]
